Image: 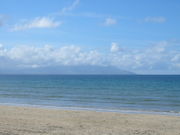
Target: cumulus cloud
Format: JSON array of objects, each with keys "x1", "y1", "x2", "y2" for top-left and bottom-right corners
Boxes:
[
  {"x1": 1, "y1": 44, "x2": 105, "y2": 68},
  {"x1": 103, "y1": 17, "x2": 117, "y2": 26},
  {"x1": 0, "y1": 41, "x2": 180, "y2": 73},
  {"x1": 11, "y1": 17, "x2": 62, "y2": 31},
  {"x1": 110, "y1": 42, "x2": 122, "y2": 53},
  {"x1": 144, "y1": 16, "x2": 166, "y2": 23},
  {"x1": 0, "y1": 44, "x2": 6, "y2": 56},
  {"x1": 109, "y1": 41, "x2": 174, "y2": 71},
  {"x1": 171, "y1": 53, "x2": 180, "y2": 68}
]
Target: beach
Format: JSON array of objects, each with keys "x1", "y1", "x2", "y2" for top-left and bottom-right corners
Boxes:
[{"x1": 0, "y1": 105, "x2": 179, "y2": 135}]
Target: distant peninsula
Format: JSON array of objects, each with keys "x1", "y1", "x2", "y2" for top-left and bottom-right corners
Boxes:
[{"x1": 0, "y1": 65, "x2": 134, "y2": 75}]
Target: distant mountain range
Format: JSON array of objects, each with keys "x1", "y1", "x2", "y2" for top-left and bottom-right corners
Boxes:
[{"x1": 0, "y1": 65, "x2": 134, "y2": 75}]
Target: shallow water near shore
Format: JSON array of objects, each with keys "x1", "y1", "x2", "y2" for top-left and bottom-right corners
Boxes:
[{"x1": 0, "y1": 75, "x2": 180, "y2": 114}]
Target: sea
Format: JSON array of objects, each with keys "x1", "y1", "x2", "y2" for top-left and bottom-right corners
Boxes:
[{"x1": 0, "y1": 75, "x2": 180, "y2": 115}]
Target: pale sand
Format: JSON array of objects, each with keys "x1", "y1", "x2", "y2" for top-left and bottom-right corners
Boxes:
[{"x1": 0, "y1": 105, "x2": 179, "y2": 135}]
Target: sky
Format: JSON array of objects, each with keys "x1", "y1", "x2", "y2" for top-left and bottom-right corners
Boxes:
[{"x1": 0, "y1": 0, "x2": 180, "y2": 74}]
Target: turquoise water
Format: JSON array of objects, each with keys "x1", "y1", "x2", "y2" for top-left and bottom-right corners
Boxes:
[{"x1": 0, "y1": 75, "x2": 180, "y2": 114}]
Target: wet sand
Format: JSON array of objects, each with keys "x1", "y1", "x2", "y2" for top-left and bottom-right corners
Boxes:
[{"x1": 0, "y1": 105, "x2": 179, "y2": 135}]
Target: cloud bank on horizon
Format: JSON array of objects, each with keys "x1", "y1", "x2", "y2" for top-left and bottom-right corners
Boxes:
[
  {"x1": 0, "y1": 0, "x2": 180, "y2": 74},
  {"x1": 0, "y1": 41, "x2": 180, "y2": 74}
]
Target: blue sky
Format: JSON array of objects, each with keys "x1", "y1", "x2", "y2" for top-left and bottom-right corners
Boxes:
[{"x1": 0, "y1": 0, "x2": 180, "y2": 74}]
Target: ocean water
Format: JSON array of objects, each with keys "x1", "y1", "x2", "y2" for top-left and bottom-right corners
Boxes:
[{"x1": 0, "y1": 75, "x2": 180, "y2": 114}]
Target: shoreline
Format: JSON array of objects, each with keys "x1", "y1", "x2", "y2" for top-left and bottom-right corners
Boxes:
[
  {"x1": 0, "y1": 105, "x2": 179, "y2": 135},
  {"x1": 0, "y1": 102, "x2": 180, "y2": 116}
]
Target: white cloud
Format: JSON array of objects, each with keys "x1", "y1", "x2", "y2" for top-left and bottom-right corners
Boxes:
[
  {"x1": 144, "y1": 16, "x2": 166, "y2": 23},
  {"x1": 109, "y1": 41, "x2": 175, "y2": 71},
  {"x1": 110, "y1": 42, "x2": 122, "y2": 53},
  {"x1": 171, "y1": 54, "x2": 180, "y2": 62},
  {"x1": 4, "y1": 45, "x2": 104, "y2": 68},
  {"x1": 0, "y1": 44, "x2": 7, "y2": 56},
  {"x1": 10, "y1": 0, "x2": 80, "y2": 31},
  {"x1": 103, "y1": 17, "x2": 117, "y2": 26},
  {"x1": 0, "y1": 43, "x2": 3, "y2": 49},
  {"x1": 0, "y1": 41, "x2": 180, "y2": 73},
  {"x1": 61, "y1": 0, "x2": 80, "y2": 14},
  {"x1": 11, "y1": 17, "x2": 62, "y2": 31},
  {"x1": 171, "y1": 53, "x2": 180, "y2": 68}
]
